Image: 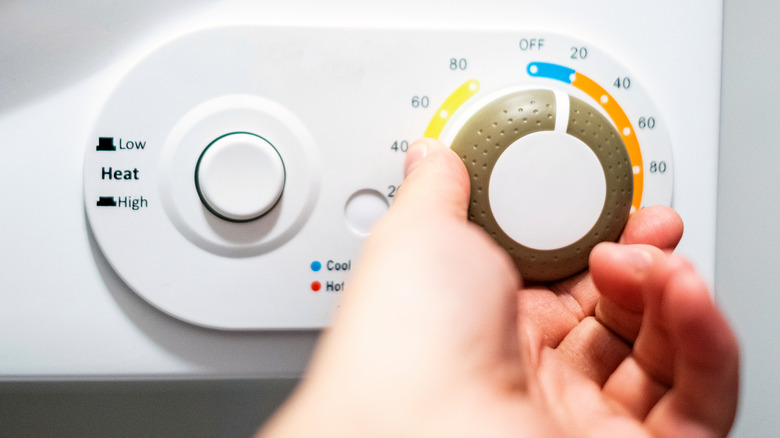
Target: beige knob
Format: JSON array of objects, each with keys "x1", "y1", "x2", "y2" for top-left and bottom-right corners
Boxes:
[{"x1": 451, "y1": 89, "x2": 633, "y2": 282}]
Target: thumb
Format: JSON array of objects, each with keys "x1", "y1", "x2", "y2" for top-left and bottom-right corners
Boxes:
[{"x1": 392, "y1": 138, "x2": 471, "y2": 222}]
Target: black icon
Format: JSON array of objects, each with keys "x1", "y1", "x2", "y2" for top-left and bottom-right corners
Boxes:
[
  {"x1": 97, "y1": 197, "x2": 117, "y2": 207},
  {"x1": 96, "y1": 137, "x2": 116, "y2": 151}
]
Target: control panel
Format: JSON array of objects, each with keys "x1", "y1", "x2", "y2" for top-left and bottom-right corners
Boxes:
[
  {"x1": 0, "y1": 0, "x2": 723, "y2": 377},
  {"x1": 85, "y1": 28, "x2": 679, "y2": 329}
]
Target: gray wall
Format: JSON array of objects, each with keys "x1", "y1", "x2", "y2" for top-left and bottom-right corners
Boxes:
[
  {"x1": 0, "y1": 380, "x2": 296, "y2": 437},
  {"x1": 718, "y1": 0, "x2": 780, "y2": 435}
]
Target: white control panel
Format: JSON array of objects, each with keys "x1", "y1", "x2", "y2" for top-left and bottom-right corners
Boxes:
[
  {"x1": 0, "y1": 0, "x2": 722, "y2": 375},
  {"x1": 83, "y1": 28, "x2": 679, "y2": 329}
]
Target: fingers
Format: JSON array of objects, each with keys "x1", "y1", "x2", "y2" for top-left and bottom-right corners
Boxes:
[
  {"x1": 590, "y1": 243, "x2": 664, "y2": 342},
  {"x1": 370, "y1": 137, "x2": 521, "y2": 314},
  {"x1": 390, "y1": 138, "x2": 472, "y2": 223},
  {"x1": 535, "y1": 243, "x2": 667, "y2": 386},
  {"x1": 549, "y1": 244, "x2": 661, "y2": 386},
  {"x1": 551, "y1": 316, "x2": 632, "y2": 385},
  {"x1": 594, "y1": 248, "x2": 739, "y2": 436},
  {"x1": 583, "y1": 245, "x2": 675, "y2": 419},
  {"x1": 644, "y1": 265, "x2": 740, "y2": 437},
  {"x1": 620, "y1": 205, "x2": 684, "y2": 250},
  {"x1": 368, "y1": 137, "x2": 522, "y2": 321},
  {"x1": 631, "y1": 255, "x2": 697, "y2": 385},
  {"x1": 324, "y1": 137, "x2": 522, "y2": 376},
  {"x1": 533, "y1": 206, "x2": 684, "y2": 347},
  {"x1": 586, "y1": 206, "x2": 683, "y2": 341},
  {"x1": 363, "y1": 137, "x2": 521, "y2": 298}
]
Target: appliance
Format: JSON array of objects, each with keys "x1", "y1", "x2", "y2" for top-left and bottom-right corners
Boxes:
[
  {"x1": 5, "y1": 1, "x2": 776, "y2": 436},
  {"x1": 0, "y1": 0, "x2": 721, "y2": 388}
]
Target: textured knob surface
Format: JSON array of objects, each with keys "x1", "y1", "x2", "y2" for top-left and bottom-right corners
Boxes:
[{"x1": 451, "y1": 89, "x2": 633, "y2": 282}]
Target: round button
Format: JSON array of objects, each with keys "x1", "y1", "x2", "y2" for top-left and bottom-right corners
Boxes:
[
  {"x1": 195, "y1": 132, "x2": 286, "y2": 222},
  {"x1": 344, "y1": 189, "x2": 389, "y2": 235}
]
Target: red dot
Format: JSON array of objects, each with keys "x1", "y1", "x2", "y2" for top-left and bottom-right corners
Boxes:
[{"x1": 311, "y1": 281, "x2": 321, "y2": 292}]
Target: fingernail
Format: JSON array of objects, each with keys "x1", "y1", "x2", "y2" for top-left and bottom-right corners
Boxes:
[
  {"x1": 403, "y1": 140, "x2": 429, "y2": 178},
  {"x1": 623, "y1": 245, "x2": 653, "y2": 270}
]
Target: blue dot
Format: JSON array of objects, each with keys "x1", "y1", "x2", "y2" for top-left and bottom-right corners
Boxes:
[{"x1": 311, "y1": 261, "x2": 321, "y2": 272}]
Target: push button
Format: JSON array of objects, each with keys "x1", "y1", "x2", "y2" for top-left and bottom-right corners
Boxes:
[{"x1": 195, "y1": 132, "x2": 286, "y2": 222}]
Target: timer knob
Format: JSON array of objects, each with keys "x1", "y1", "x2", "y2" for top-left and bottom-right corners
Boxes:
[{"x1": 451, "y1": 89, "x2": 633, "y2": 282}]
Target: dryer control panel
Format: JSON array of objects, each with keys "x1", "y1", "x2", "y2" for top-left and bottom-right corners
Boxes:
[
  {"x1": 84, "y1": 27, "x2": 692, "y2": 330},
  {"x1": 0, "y1": 0, "x2": 723, "y2": 377}
]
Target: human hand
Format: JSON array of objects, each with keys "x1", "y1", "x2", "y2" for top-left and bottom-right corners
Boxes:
[{"x1": 259, "y1": 138, "x2": 739, "y2": 437}]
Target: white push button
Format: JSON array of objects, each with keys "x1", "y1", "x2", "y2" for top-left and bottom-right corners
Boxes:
[
  {"x1": 195, "y1": 132, "x2": 285, "y2": 222},
  {"x1": 344, "y1": 189, "x2": 389, "y2": 235}
]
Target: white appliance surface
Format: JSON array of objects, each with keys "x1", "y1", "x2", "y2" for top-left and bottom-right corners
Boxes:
[{"x1": 0, "y1": 1, "x2": 723, "y2": 379}]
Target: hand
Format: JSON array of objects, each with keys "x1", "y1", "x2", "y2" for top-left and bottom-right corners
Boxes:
[{"x1": 259, "y1": 138, "x2": 739, "y2": 437}]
